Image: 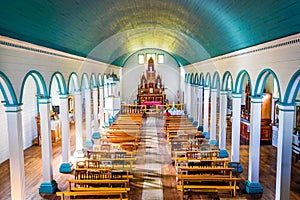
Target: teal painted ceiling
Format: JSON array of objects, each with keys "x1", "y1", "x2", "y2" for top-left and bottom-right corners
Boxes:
[{"x1": 1, "y1": 0, "x2": 300, "y2": 67}]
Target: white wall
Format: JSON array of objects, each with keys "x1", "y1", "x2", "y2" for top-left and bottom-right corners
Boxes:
[
  {"x1": 21, "y1": 77, "x2": 38, "y2": 149},
  {"x1": 122, "y1": 49, "x2": 180, "y2": 104}
]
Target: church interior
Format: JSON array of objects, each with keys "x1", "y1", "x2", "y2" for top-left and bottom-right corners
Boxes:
[{"x1": 0, "y1": 1, "x2": 300, "y2": 200}]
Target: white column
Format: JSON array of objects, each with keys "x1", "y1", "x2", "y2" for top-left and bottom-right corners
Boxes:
[
  {"x1": 210, "y1": 88, "x2": 217, "y2": 140},
  {"x1": 38, "y1": 98, "x2": 57, "y2": 193},
  {"x1": 85, "y1": 89, "x2": 92, "y2": 143},
  {"x1": 186, "y1": 83, "x2": 191, "y2": 115},
  {"x1": 74, "y1": 91, "x2": 83, "y2": 152},
  {"x1": 108, "y1": 83, "x2": 112, "y2": 96},
  {"x1": 6, "y1": 105, "x2": 25, "y2": 200},
  {"x1": 248, "y1": 97, "x2": 262, "y2": 183},
  {"x1": 191, "y1": 85, "x2": 195, "y2": 119},
  {"x1": 92, "y1": 87, "x2": 99, "y2": 132},
  {"x1": 231, "y1": 93, "x2": 242, "y2": 162},
  {"x1": 198, "y1": 86, "x2": 203, "y2": 126},
  {"x1": 275, "y1": 104, "x2": 294, "y2": 200},
  {"x1": 99, "y1": 86, "x2": 104, "y2": 128},
  {"x1": 59, "y1": 94, "x2": 71, "y2": 172},
  {"x1": 203, "y1": 87, "x2": 210, "y2": 133},
  {"x1": 219, "y1": 91, "x2": 227, "y2": 150}
]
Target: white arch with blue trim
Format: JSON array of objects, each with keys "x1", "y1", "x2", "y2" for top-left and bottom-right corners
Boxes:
[
  {"x1": 20, "y1": 70, "x2": 48, "y2": 103},
  {"x1": 0, "y1": 71, "x2": 19, "y2": 105},
  {"x1": 283, "y1": 69, "x2": 300, "y2": 104}
]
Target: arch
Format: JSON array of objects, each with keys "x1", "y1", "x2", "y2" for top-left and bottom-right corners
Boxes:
[
  {"x1": 67, "y1": 72, "x2": 80, "y2": 92},
  {"x1": 212, "y1": 71, "x2": 220, "y2": 89},
  {"x1": 49, "y1": 72, "x2": 67, "y2": 96},
  {"x1": 90, "y1": 73, "x2": 97, "y2": 88},
  {"x1": 199, "y1": 72, "x2": 205, "y2": 86},
  {"x1": 20, "y1": 70, "x2": 48, "y2": 103},
  {"x1": 194, "y1": 73, "x2": 199, "y2": 85},
  {"x1": 254, "y1": 69, "x2": 282, "y2": 100},
  {"x1": 0, "y1": 71, "x2": 18, "y2": 105},
  {"x1": 81, "y1": 73, "x2": 90, "y2": 89},
  {"x1": 184, "y1": 73, "x2": 188, "y2": 83},
  {"x1": 190, "y1": 73, "x2": 194, "y2": 84},
  {"x1": 97, "y1": 73, "x2": 103, "y2": 87},
  {"x1": 204, "y1": 72, "x2": 211, "y2": 87},
  {"x1": 283, "y1": 69, "x2": 300, "y2": 104},
  {"x1": 186, "y1": 73, "x2": 190, "y2": 84},
  {"x1": 221, "y1": 71, "x2": 233, "y2": 91},
  {"x1": 234, "y1": 70, "x2": 252, "y2": 95}
]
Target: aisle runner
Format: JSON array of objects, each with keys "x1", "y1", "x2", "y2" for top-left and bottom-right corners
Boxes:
[{"x1": 142, "y1": 117, "x2": 163, "y2": 200}]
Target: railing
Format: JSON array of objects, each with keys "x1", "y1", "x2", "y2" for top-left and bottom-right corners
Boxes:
[{"x1": 121, "y1": 103, "x2": 186, "y2": 114}]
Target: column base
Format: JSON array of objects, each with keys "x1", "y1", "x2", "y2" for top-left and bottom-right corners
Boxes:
[
  {"x1": 39, "y1": 180, "x2": 57, "y2": 194},
  {"x1": 84, "y1": 140, "x2": 94, "y2": 147},
  {"x1": 219, "y1": 149, "x2": 229, "y2": 158},
  {"x1": 209, "y1": 139, "x2": 218, "y2": 146},
  {"x1": 192, "y1": 121, "x2": 198, "y2": 127},
  {"x1": 74, "y1": 149, "x2": 85, "y2": 158},
  {"x1": 59, "y1": 162, "x2": 73, "y2": 173},
  {"x1": 245, "y1": 180, "x2": 263, "y2": 194}
]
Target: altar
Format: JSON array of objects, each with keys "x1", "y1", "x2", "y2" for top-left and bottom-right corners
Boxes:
[{"x1": 137, "y1": 57, "x2": 166, "y2": 105}]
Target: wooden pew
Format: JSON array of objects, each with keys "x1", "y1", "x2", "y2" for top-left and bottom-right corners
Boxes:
[
  {"x1": 56, "y1": 179, "x2": 130, "y2": 200},
  {"x1": 56, "y1": 191, "x2": 128, "y2": 200},
  {"x1": 177, "y1": 174, "x2": 241, "y2": 199}
]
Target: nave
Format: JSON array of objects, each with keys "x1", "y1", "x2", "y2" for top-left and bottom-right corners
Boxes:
[{"x1": 0, "y1": 115, "x2": 300, "y2": 200}]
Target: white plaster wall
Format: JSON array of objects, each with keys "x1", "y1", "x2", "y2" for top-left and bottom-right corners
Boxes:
[
  {"x1": 21, "y1": 77, "x2": 38, "y2": 149},
  {"x1": 122, "y1": 49, "x2": 180, "y2": 104}
]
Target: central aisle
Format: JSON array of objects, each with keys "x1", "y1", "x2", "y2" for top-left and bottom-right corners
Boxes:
[{"x1": 141, "y1": 117, "x2": 163, "y2": 200}]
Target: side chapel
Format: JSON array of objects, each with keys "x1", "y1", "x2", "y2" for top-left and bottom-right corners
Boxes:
[{"x1": 137, "y1": 57, "x2": 166, "y2": 105}]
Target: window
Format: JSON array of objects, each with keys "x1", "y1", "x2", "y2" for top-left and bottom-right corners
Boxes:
[
  {"x1": 157, "y1": 54, "x2": 164, "y2": 64},
  {"x1": 138, "y1": 54, "x2": 144, "y2": 64}
]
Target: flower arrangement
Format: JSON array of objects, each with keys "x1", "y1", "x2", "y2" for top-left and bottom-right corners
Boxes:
[{"x1": 50, "y1": 110, "x2": 59, "y2": 120}]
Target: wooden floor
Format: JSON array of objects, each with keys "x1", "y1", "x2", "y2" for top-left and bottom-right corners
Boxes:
[{"x1": 0, "y1": 117, "x2": 300, "y2": 200}]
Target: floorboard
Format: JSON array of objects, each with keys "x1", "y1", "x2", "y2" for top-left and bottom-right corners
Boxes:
[{"x1": 0, "y1": 117, "x2": 299, "y2": 199}]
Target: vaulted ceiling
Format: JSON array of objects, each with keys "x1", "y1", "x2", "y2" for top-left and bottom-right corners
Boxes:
[{"x1": 1, "y1": 0, "x2": 300, "y2": 67}]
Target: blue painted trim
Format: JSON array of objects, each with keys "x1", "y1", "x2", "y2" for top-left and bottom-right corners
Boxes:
[
  {"x1": 232, "y1": 93, "x2": 242, "y2": 98},
  {"x1": 49, "y1": 72, "x2": 67, "y2": 95},
  {"x1": 221, "y1": 71, "x2": 233, "y2": 91},
  {"x1": 98, "y1": 73, "x2": 103, "y2": 87},
  {"x1": 245, "y1": 180, "x2": 263, "y2": 194},
  {"x1": 219, "y1": 149, "x2": 229, "y2": 158},
  {"x1": 92, "y1": 132, "x2": 101, "y2": 139},
  {"x1": 67, "y1": 72, "x2": 81, "y2": 93},
  {"x1": 59, "y1": 162, "x2": 73, "y2": 173},
  {"x1": 212, "y1": 71, "x2": 220, "y2": 89},
  {"x1": 84, "y1": 140, "x2": 94, "y2": 147},
  {"x1": 205, "y1": 72, "x2": 211, "y2": 87},
  {"x1": 81, "y1": 73, "x2": 90, "y2": 90},
  {"x1": 90, "y1": 73, "x2": 97, "y2": 88},
  {"x1": 0, "y1": 71, "x2": 19, "y2": 105},
  {"x1": 39, "y1": 180, "x2": 57, "y2": 194},
  {"x1": 199, "y1": 72, "x2": 205, "y2": 86},
  {"x1": 234, "y1": 70, "x2": 252, "y2": 95},
  {"x1": 20, "y1": 70, "x2": 49, "y2": 104},
  {"x1": 254, "y1": 69, "x2": 282, "y2": 101},
  {"x1": 194, "y1": 73, "x2": 199, "y2": 85},
  {"x1": 190, "y1": 73, "x2": 194, "y2": 84},
  {"x1": 283, "y1": 69, "x2": 300, "y2": 104}
]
